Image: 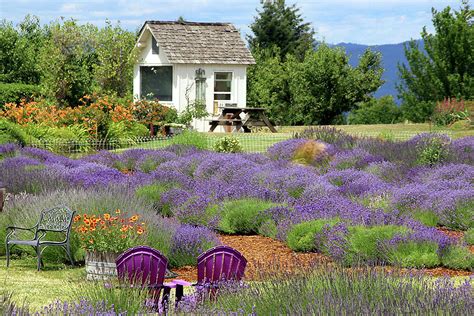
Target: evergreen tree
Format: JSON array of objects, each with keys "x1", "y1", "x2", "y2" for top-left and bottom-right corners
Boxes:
[
  {"x1": 248, "y1": 0, "x2": 314, "y2": 60},
  {"x1": 398, "y1": 0, "x2": 474, "y2": 122}
]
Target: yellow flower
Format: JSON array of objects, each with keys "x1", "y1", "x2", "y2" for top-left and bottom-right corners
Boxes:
[
  {"x1": 115, "y1": 209, "x2": 121, "y2": 214},
  {"x1": 104, "y1": 213, "x2": 111, "y2": 220}
]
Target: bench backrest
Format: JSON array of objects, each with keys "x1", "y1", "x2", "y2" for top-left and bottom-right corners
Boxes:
[{"x1": 38, "y1": 206, "x2": 75, "y2": 232}]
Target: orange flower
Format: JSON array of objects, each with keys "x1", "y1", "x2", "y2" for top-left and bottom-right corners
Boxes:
[
  {"x1": 79, "y1": 226, "x2": 88, "y2": 233},
  {"x1": 137, "y1": 227, "x2": 144, "y2": 235},
  {"x1": 120, "y1": 234, "x2": 127, "y2": 239},
  {"x1": 120, "y1": 225, "x2": 128, "y2": 232},
  {"x1": 89, "y1": 239, "x2": 94, "y2": 244},
  {"x1": 129, "y1": 215, "x2": 139, "y2": 223},
  {"x1": 115, "y1": 209, "x2": 121, "y2": 214},
  {"x1": 73, "y1": 215, "x2": 81, "y2": 222},
  {"x1": 104, "y1": 213, "x2": 111, "y2": 220},
  {"x1": 84, "y1": 218, "x2": 91, "y2": 226}
]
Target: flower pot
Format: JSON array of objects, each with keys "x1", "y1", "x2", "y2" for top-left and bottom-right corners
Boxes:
[{"x1": 85, "y1": 251, "x2": 119, "y2": 281}]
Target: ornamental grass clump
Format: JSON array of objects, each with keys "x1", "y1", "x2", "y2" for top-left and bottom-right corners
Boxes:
[
  {"x1": 73, "y1": 210, "x2": 146, "y2": 253},
  {"x1": 292, "y1": 139, "x2": 327, "y2": 165}
]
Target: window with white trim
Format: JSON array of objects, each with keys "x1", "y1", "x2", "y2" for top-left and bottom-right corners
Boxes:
[{"x1": 214, "y1": 72, "x2": 232, "y2": 101}]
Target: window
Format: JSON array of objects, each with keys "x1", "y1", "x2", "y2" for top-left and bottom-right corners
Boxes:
[
  {"x1": 151, "y1": 36, "x2": 159, "y2": 55},
  {"x1": 140, "y1": 66, "x2": 172, "y2": 101},
  {"x1": 214, "y1": 72, "x2": 232, "y2": 101}
]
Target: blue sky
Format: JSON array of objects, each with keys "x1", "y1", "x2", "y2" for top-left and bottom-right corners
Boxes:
[{"x1": 0, "y1": 0, "x2": 462, "y2": 45}]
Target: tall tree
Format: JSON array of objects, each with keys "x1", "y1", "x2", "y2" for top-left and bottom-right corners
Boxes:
[
  {"x1": 398, "y1": 0, "x2": 474, "y2": 122},
  {"x1": 0, "y1": 15, "x2": 45, "y2": 84},
  {"x1": 94, "y1": 20, "x2": 136, "y2": 97},
  {"x1": 287, "y1": 45, "x2": 384, "y2": 125},
  {"x1": 39, "y1": 19, "x2": 98, "y2": 106},
  {"x1": 248, "y1": 0, "x2": 314, "y2": 60}
]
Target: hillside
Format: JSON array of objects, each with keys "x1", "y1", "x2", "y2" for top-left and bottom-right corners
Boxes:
[{"x1": 336, "y1": 40, "x2": 424, "y2": 103}]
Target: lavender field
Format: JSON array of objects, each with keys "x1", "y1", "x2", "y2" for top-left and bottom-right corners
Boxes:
[{"x1": 1, "y1": 128, "x2": 473, "y2": 313}]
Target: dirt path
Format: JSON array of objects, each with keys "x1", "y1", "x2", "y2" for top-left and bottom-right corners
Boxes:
[{"x1": 172, "y1": 234, "x2": 473, "y2": 282}]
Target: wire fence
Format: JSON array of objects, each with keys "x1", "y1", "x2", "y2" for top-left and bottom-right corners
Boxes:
[{"x1": 26, "y1": 129, "x2": 458, "y2": 157}]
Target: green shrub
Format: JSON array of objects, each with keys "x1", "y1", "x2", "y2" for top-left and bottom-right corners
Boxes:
[
  {"x1": 170, "y1": 130, "x2": 208, "y2": 150},
  {"x1": 412, "y1": 210, "x2": 439, "y2": 227},
  {"x1": 135, "y1": 183, "x2": 178, "y2": 216},
  {"x1": 439, "y1": 200, "x2": 474, "y2": 230},
  {"x1": 348, "y1": 96, "x2": 402, "y2": 124},
  {"x1": 441, "y1": 245, "x2": 474, "y2": 270},
  {"x1": 401, "y1": 97, "x2": 436, "y2": 123},
  {"x1": 105, "y1": 121, "x2": 149, "y2": 148},
  {"x1": 25, "y1": 124, "x2": 91, "y2": 152},
  {"x1": 416, "y1": 136, "x2": 449, "y2": 166},
  {"x1": 218, "y1": 199, "x2": 278, "y2": 234},
  {"x1": 386, "y1": 241, "x2": 440, "y2": 268},
  {"x1": 213, "y1": 136, "x2": 243, "y2": 153},
  {"x1": 344, "y1": 225, "x2": 409, "y2": 265},
  {"x1": 0, "y1": 83, "x2": 40, "y2": 109},
  {"x1": 287, "y1": 218, "x2": 340, "y2": 252},
  {"x1": 258, "y1": 219, "x2": 278, "y2": 238},
  {"x1": 0, "y1": 119, "x2": 29, "y2": 146},
  {"x1": 464, "y1": 228, "x2": 474, "y2": 245}
]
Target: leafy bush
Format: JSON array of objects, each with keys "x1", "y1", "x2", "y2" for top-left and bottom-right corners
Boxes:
[
  {"x1": 386, "y1": 241, "x2": 440, "y2": 268},
  {"x1": 25, "y1": 124, "x2": 91, "y2": 152},
  {"x1": 170, "y1": 130, "x2": 208, "y2": 150},
  {"x1": 218, "y1": 199, "x2": 278, "y2": 234},
  {"x1": 401, "y1": 97, "x2": 436, "y2": 123},
  {"x1": 415, "y1": 135, "x2": 450, "y2": 166},
  {"x1": 439, "y1": 200, "x2": 474, "y2": 230},
  {"x1": 412, "y1": 210, "x2": 439, "y2": 227},
  {"x1": 432, "y1": 98, "x2": 470, "y2": 126},
  {"x1": 348, "y1": 96, "x2": 402, "y2": 124},
  {"x1": 441, "y1": 245, "x2": 474, "y2": 270},
  {"x1": 105, "y1": 121, "x2": 149, "y2": 147},
  {"x1": 344, "y1": 225, "x2": 409, "y2": 265},
  {"x1": 136, "y1": 183, "x2": 177, "y2": 216},
  {"x1": 213, "y1": 136, "x2": 243, "y2": 153},
  {"x1": 0, "y1": 83, "x2": 40, "y2": 109},
  {"x1": 287, "y1": 218, "x2": 340, "y2": 252},
  {"x1": 464, "y1": 228, "x2": 474, "y2": 245},
  {"x1": 0, "y1": 119, "x2": 29, "y2": 146}
]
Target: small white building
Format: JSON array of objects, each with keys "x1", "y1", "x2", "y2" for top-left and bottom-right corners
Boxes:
[{"x1": 133, "y1": 21, "x2": 255, "y2": 132}]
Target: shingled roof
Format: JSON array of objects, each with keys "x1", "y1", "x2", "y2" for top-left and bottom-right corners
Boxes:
[{"x1": 142, "y1": 21, "x2": 255, "y2": 65}]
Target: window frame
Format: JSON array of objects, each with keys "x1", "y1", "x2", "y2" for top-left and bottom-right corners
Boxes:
[
  {"x1": 213, "y1": 71, "x2": 233, "y2": 102},
  {"x1": 139, "y1": 65, "x2": 173, "y2": 102}
]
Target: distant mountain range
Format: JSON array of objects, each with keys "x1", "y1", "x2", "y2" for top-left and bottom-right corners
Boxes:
[{"x1": 335, "y1": 40, "x2": 423, "y2": 103}]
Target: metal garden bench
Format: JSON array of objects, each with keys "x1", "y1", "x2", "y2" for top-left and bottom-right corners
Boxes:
[{"x1": 5, "y1": 206, "x2": 75, "y2": 270}]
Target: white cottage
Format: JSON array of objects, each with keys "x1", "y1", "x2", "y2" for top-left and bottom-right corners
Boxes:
[{"x1": 133, "y1": 21, "x2": 255, "y2": 131}]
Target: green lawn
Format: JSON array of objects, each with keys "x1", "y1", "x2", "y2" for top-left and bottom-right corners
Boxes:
[
  {"x1": 114, "y1": 123, "x2": 472, "y2": 154},
  {"x1": 280, "y1": 123, "x2": 474, "y2": 139},
  {"x1": 1, "y1": 257, "x2": 84, "y2": 310}
]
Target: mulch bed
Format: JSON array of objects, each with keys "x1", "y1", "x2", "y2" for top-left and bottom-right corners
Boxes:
[{"x1": 172, "y1": 234, "x2": 473, "y2": 282}]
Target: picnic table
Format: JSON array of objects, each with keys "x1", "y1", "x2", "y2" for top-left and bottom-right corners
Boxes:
[{"x1": 208, "y1": 106, "x2": 277, "y2": 133}]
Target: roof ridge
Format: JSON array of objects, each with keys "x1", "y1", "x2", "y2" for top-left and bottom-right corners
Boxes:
[{"x1": 146, "y1": 20, "x2": 232, "y2": 26}]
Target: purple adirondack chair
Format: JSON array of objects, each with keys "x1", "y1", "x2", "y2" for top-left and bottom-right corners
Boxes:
[
  {"x1": 116, "y1": 246, "x2": 176, "y2": 308},
  {"x1": 172, "y1": 245, "x2": 247, "y2": 302}
]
